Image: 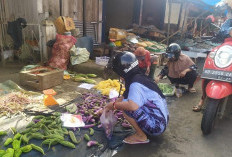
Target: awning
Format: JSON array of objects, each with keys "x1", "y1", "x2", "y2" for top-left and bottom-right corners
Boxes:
[{"x1": 201, "y1": 0, "x2": 221, "y2": 6}]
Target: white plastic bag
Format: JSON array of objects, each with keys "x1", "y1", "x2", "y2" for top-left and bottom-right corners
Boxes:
[
  {"x1": 100, "y1": 109, "x2": 117, "y2": 139},
  {"x1": 70, "y1": 46, "x2": 90, "y2": 65}
]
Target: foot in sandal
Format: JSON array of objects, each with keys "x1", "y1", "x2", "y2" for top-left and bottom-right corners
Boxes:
[
  {"x1": 193, "y1": 99, "x2": 203, "y2": 112},
  {"x1": 188, "y1": 87, "x2": 196, "y2": 93},
  {"x1": 123, "y1": 133, "x2": 149, "y2": 144}
]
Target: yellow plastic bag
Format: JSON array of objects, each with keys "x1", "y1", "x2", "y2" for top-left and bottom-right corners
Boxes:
[{"x1": 109, "y1": 28, "x2": 127, "y2": 40}]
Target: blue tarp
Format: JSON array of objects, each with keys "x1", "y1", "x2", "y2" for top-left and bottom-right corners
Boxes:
[
  {"x1": 187, "y1": 0, "x2": 222, "y2": 12},
  {"x1": 201, "y1": 0, "x2": 221, "y2": 6}
]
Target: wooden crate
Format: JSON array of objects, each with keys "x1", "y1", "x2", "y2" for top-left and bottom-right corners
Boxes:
[{"x1": 19, "y1": 68, "x2": 63, "y2": 90}]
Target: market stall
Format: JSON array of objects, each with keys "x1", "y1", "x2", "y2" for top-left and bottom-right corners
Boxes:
[
  {"x1": 107, "y1": 27, "x2": 168, "y2": 66},
  {"x1": 0, "y1": 74, "x2": 134, "y2": 157}
]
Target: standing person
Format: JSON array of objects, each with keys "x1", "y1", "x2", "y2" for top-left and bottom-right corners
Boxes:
[
  {"x1": 134, "y1": 47, "x2": 158, "y2": 79},
  {"x1": 104, "y1": 51, "x2": 169, "y2": 144},
  {"x1": 155, "y1": 43, "x2": 198, "y2": 93}
]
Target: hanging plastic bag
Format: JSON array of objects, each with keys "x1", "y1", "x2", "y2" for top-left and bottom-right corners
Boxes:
[{"x1": 100, "y1": 109, "x2": 117, "y2": 139}]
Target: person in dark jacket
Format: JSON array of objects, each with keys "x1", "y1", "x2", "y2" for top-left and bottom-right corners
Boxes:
[
  {"x1": 155, "y1": 43, "x2": 198, "y2": 93},
  {"x1": 104, "y1": 52, "x2": 169, "y2": 144}
]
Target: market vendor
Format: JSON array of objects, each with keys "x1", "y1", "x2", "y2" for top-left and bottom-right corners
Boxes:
[
  {"x1": 104, "y1": 51, "x2": 169, "y2": 144},
  {"x1": 155, "y1": 43, "x2": 197, "y2": 93},
  {"x1": 134, "y1": 47, "x2": 158, "y2": 79}
]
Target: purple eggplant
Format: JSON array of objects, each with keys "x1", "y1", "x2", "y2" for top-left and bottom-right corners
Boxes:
[
  {"x1": 97, "y1": 124, "x2": 102, "y2": 128},
  {"x1": 33, "y1": 119, "x2": 40, "y2": 123},
  {"x1": 86, "y1": 115, "x2": 93, "y2": 123},
  {"x1": 87, "y1": 141, "x2": 98, "y2": 147},
  {"x1": 83, "y1": 124, "x2": 95, "y2": 129}
]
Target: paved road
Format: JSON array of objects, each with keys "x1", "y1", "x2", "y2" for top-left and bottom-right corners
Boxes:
[{"x1": 114, "y1": 80, "x2": 232, "y2": 157}]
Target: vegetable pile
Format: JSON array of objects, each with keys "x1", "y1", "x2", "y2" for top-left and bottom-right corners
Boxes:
[
  {"x1": 94, "y1": 79, "x2": 125, "y2": 96},
  {"x1": 0, "y1": 92, "x2": 39, "y2": 117},
  {"x1": 69, "y1": 93, "x2": 131, "y2": 129},
  {"x1": 71, "y1": 73, "x2": 97, "y2": 84},
  {"x1": 0, "y1": 92, "x2": 132, "y2": 156},
  {"x1": 73, "y1": 93, "x2": 110, "y2": 126},
  {"x1": 0, "y1": 112, "x2": 103, "y2": 157},
  {"x1": 0, "y1": 128, "x2": 45, "y2": 157},
  {"x1": 158, "y1": 83, "x2": 174, "y2": 96}
]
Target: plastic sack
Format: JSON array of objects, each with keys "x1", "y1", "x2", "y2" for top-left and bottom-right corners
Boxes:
[
  {"x1": 48, "y1": 34, "x2": 76, "y2": 70},
  {"x1": 69, "y1": 46, "x2": 90, "y2": 65},
  {"x1": 100, "y1": 109, "x2": 117, "y2": 139},
  {"x1": 175, "y1": 87, "x2": 187, "y2": 98}
]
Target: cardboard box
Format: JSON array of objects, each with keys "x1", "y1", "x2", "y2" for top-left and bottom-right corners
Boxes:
[{"x1": 19, "y1": 68, "x2": 63, "y2": 90}]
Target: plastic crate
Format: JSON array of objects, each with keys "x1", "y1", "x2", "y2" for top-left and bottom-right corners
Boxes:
[{"x1": 95, "y1": 56, "x2": 110, "y2": 66}]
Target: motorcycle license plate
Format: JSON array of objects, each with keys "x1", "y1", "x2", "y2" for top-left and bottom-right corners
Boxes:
[{"x1": 201, "y1": 69, "x2": 232, "y2": 82}]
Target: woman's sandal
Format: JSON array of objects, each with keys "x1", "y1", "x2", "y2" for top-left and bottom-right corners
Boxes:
[
  {"x1": 189, "y1": 88, "x2": 196, "y2": 93},
  {"x1": 192, "y1": 105, "x2": 202, "y2": 112},
  {"x1": 123, "y1": 139, "x2": 150, "y2": 145}
]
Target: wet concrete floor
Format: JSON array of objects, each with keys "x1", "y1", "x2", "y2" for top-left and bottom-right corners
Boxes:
[{"x1": 0, "y1": 61, "x2": 231, "y2": 157}]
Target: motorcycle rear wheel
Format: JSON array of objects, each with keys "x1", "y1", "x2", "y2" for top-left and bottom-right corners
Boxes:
[{"x1": 201, "y1": 98, "x2": 220, "y2": 135}]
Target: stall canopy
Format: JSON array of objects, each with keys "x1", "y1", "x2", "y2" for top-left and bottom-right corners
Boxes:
[
  {"x1": 187, "y1": 0, "x2": 222, "y2": 11},
  {"x1": 188, "y1": 0, "x2": 222, "y2": 6},
  {"x1": 201, "y1": 0, "x2": 221, "y2": 6}
]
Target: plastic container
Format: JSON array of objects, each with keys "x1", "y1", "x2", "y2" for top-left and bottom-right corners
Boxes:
[
  {"x1": 95, "y1": 56, "x2": 110, "y2": 66},
  {"x1": 114, "y1": 41, "x2": 122, "y2": 47},
  {"x1": 175, "y1": 87, "x2": 188, "y2": 98}
]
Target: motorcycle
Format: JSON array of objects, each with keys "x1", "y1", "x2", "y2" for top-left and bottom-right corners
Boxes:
[{"x1": 201, "y1": 38, "x2": 232, "y2": 135}]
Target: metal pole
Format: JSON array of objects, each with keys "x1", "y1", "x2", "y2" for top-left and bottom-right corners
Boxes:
[
  {"x1": 38, "y1": 24, "x2": 43, "y2": 63},
  {"x1": 83, "y1": 0, "x2": 86, "y2": 36},
  {"x1": 181, "y1": 2, "x2": 187, "y2": 38},
  {"x1": 139, "y1": 0, "x2": 144, "y2": 26},
  {"x1": 0, "y1": 0, "x2": 5, "y2": 66},
  {"x1": 167, "y1": 0, "x2": 172, "y2": 45},
  {"x1": 60, "y1": 0, "x2": 62, "y2": 16}
]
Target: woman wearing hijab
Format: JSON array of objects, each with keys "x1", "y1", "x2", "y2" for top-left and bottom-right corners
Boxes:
[
  {"x1": 155, "y1": 43, "x2": 198, "y2": 93},
  {"x1": 104, "y1": 51, "x2": 169, "y2": 144},
  {"x1": 134, "y1": 47, "x2": 158, "y2": 79}
]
